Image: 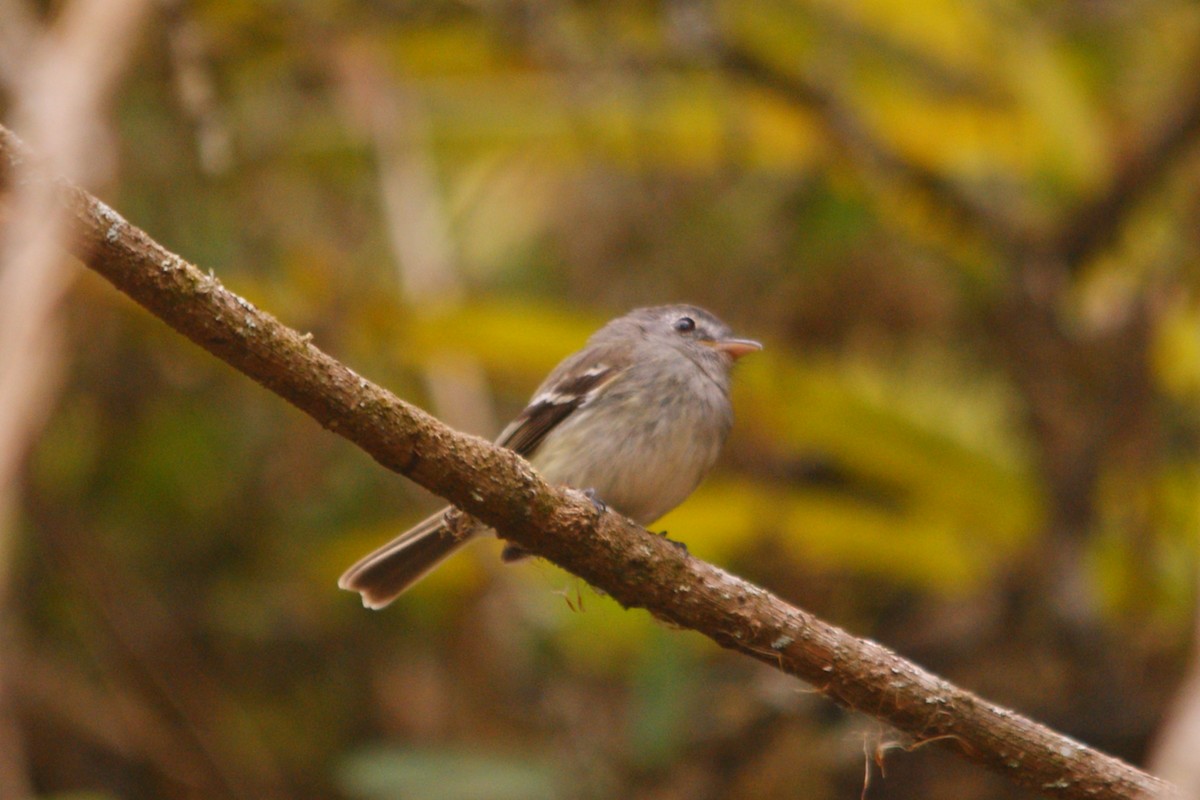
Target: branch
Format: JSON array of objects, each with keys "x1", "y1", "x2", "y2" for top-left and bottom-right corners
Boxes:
[
  {"x1": 1052, "y1": 52, "x2": 1200, "y2": 273},
  {"x1": 0, "y1": 123, "x2": 1176, "y2": 800},
  {"x1": 0, "y1": 2, "x2": 152, "y2": 798},
  {"x1": 1148, "y1": 569, "x2": 1200, "y2": 796},
  {"x1": 714, "y1": 42, "x2": 1028, "y2": 261},
  {"x1": 716, "y1": 40, "x2": 1200, "y2": 275}
]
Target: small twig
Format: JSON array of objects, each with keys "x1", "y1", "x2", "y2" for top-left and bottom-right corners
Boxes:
[
  {"x1": 161, "y1": 0, "x2": 233, "y2": 175},
  {"x1": 1051, "y1": 53, "x2": 1200, "y2": 273},
  {"x1": 860, "y1": 733, "x2": 873, "y2": 800},
  {"x1": 1147, "y1": 568, "x2": 1200, "y2": 796}
]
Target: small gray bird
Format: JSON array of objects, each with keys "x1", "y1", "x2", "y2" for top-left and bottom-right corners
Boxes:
[{"x1": 338, "y1": 305, "x2": 761, "y2": 608}]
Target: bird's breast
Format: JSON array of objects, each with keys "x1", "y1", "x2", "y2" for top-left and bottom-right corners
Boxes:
[{"x1": 529, "y1": 370, "x2": 731, "y2": 525}]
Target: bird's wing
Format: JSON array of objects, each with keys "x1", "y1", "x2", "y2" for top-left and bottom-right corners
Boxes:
[{"x1": 496, "y1": 347, "x2": 626, "y2": 458}]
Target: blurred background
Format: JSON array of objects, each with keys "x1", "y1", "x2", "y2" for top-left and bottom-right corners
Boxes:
[{"x1": 2, "y1": 0, "x2": 1200, "y2": 798}]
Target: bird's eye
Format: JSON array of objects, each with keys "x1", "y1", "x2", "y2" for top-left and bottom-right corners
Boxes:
[{"x1": 674, "y1": 316, "x2": 696, "y2": 333}]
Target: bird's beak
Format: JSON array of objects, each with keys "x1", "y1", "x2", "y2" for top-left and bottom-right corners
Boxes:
[{"x1": 709, "y1": 337, "x2": 763, "y2": 360}]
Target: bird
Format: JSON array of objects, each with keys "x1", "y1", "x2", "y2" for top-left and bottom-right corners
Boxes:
[{"x1": 338, "y1": 304, "x2": 761, "y2": 608}]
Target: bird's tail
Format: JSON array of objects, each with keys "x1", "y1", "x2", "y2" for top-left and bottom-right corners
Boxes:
[{"x1": 338, "y1": 508, "x2": 475, "y2": 609}]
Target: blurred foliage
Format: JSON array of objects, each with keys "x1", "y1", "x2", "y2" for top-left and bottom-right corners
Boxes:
[
  {"x1": 339, "y1": 747, "x2": 563, "y2": 800},
  {"x1": 6, "y1": 0, "x2": 1200, "y2": 798}
]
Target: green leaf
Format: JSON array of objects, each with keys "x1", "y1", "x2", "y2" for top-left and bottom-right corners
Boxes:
[{"x1": 338, "y1": 747, "x2": 563, "y2": 800}]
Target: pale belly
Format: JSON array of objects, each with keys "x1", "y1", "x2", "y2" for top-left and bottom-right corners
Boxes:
[{"x1": 529, "y1": 384, "x2": 730, "y2": 525}]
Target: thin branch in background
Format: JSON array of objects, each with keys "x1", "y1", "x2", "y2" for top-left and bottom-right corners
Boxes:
[
  {"x1": 0, "y1": 125, "x2": 1175, "y2": 799},
  {"x1": 37, "y1": 507, "x2": 290, "y2": 800},
  {"x1": 714, "y1": 35, "x2": 1200, "y2": 279},
  {"x1": 799, "y1": 5, "x2": 1006, "y2": 104},
  {"x1": 335, "y1": 46, "x2": 497, "y2": 438},
  {"x1": 0, "y1": 0, "x2": 151, "y2": 797},
  {"x1": 712, "y1": 40, "x2": 1030, "y2": 262},
  {"x1": 1052, "y1": 52, "x2": 1200, "y2": 273},
  {"x1": 161, "y1": 0, "x2": 233, "y2": 175},
  {"x1": 9, "y1": 645, "x2": 224, "y2": 786},
  {"x1": 1147, "y1": 568, "x2": 1200, "y2": 797},
  {"x1": 0, "y1": 0, "x2": 152, "y2": 587}
]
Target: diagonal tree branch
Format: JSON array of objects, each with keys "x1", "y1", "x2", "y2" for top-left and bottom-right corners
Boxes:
[
  {"x1": 714, "y1": 41, "x2": 1029, "y2": 262},
  {"x1": 1051, "y1": 53, "x2": 1200, "y2": 273},
  {"x1": 716, "y1": 40, "x2": 1200, "y2": 276},
  {"x1": 0, "y1": 123, "x2": 1176, "y2": 800}
]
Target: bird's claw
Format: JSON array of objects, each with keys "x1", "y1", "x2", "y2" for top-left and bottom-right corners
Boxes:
[
  {"x1": 656, "y1": 530, "x2": 688, "y2": 554},
  {"x1": 581, "y1": 488, "x2": 607, "y2": 515}
]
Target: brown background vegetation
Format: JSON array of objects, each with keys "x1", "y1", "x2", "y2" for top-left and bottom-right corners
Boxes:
[{"x1": 2, "y1": 1, "x2": 1200, "y2": 798}]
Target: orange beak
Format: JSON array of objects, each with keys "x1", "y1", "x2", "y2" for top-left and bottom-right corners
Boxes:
[{"x1": 709, "y1": 337, "x2": 763, "y2": 360}]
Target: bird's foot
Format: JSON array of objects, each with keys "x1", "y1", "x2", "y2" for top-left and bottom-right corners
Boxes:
[
  {"x1": 656, "y1": 530, "x2": 688, "y2": 554},
  {"x1": 581, "y1": 488, "x2": 607, "y2": 515},
  {"x1": 500, "y1": 544, "x2": 529, "y2": 562}
]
